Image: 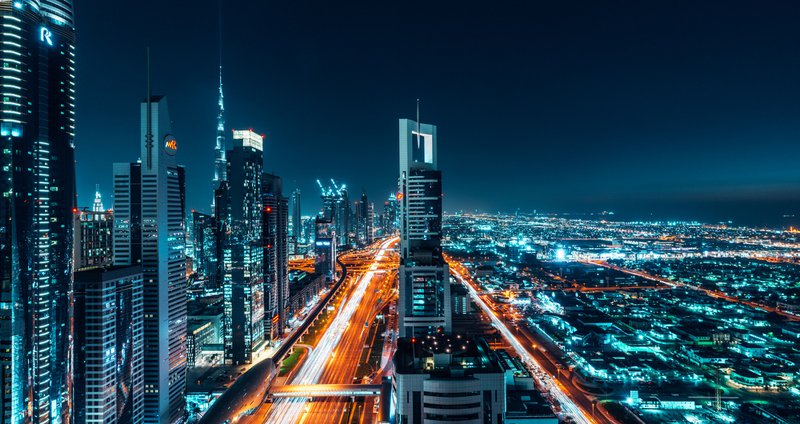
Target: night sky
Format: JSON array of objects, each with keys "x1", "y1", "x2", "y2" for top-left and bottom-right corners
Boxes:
[{"x1": 74, "y1": 1, "x2": 800, "y2": 226}]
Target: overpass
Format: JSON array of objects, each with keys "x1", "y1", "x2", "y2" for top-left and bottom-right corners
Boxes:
[{"x1": 270, "y1": 384, "x2": 382, "y2": 398}]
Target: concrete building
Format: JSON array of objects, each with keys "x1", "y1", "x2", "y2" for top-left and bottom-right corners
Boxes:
[
  {"x1": 73, "y1": 208, "x2": 114, "y2": 270},
  {"x1": 398, "y1": 117, "x2": 451, "y2": 337},
  {"x1": 314, "y1": 217, "x2": 337, "y2": 281},
  {"x1": 73, "y1": 266, "x2": 144, "y2": 424},
  {"x1": 392, "y1": 335, "x2": 506, "y2": 424},
  {"x1": 113, "y1": 95, "x2": 187, "y2": 423}
]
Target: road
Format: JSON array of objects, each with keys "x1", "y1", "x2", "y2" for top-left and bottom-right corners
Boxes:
[
  {"x1": 447, "y1": 258, "x2": 597, "y2": 424},
  {"x1": 260, "y1": 237, "x2": 399, "y2": 424}
]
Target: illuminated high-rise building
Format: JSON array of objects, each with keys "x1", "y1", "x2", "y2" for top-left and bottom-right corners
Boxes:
[
  {"x1": 397, "y1": 115, "x2": 451, "y2": 337},
  {"x1": 222, "y1": 129, "x2": 265, "y2": 364},
  {"x1": 263, "y1": 173, "x2": 289, "y2": 339},
  {"x1": 113, "y1": 95, "x2": 187, "y2": 423},
  {"x1": 73, "y1": 266, "x2": 144, "y2": 424},
  {"x1": 0, "y1": 1, "x2": 76, "y2": 421},
  {"x1": 212, "y1": 66, "x2": 226, "y2": 193},
  {"x1": 290, "y1": 188, "x2": 302, "y2": 247},
  {"x1": 73, "y1": 207, "x2": 114, "y2": 270},
  {"x1": 355, "y1": 190, "x2": 374, "y2": 246},
  {"x1": 382, "y1": 192, "x2": 399, "y2": 236}
]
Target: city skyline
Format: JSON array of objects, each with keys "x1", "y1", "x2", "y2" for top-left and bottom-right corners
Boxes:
[{"x1": 74, "y1": 1, "x2": 800, "y2": 226}]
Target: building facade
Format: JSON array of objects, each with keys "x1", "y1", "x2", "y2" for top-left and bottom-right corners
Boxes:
[
  {"x1": 263, "y1": 173, "x2": 289, "y2": 340},
  {"x1": 392, "y1": 335, "x2": 505, "y2": 424},
  {"x1": 113, "y1": 96, "x2": 187, "y2": 423},
  {"x1": 222, "y1": 129, "x2": 265, "y2": 364},
  {"x1": 0, "y1": 1, "x2": 76, "y2": 421},
  {"x1": 73, "y1": 208, "x2": 114, "y2": 270},
  {"x1": 74, "y1": 266, "x2": 144, "y2": 424},
  {"x1": 397, "y1": 118, "x2": 451, "y2": 337}
]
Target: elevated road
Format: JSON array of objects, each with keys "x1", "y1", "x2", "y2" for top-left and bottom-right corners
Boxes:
[
  {"x1": 197, "y1": 254, "x2": 351, "y2": 424},
  {"x1": 270, "y1": 384, "x2": 382, "y2": 398}
]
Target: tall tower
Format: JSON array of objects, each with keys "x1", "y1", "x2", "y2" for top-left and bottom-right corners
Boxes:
[
  {"x1": 290, "y1": 188, "x2": 302, "y2": 241},
  {"x1": 397, "y1": 107, "x2": 451, "y2": 337},
  {"x1": 222, "y1": 129, "x2": 265, "y2": 364},
  {"x1": 213, "y1": 66, "x2": 226, "y2": 189},
  {"x1": 113, "y1": 95, "x2": 187, "y2": 423},
  {"x1": 0, "y1": 1, "x2": 76, "y2": 421},
  {"x1": 263, "y1": 173, "x2": 289, "y2": 340}
]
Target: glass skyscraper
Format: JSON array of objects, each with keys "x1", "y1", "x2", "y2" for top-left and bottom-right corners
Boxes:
[
  {"x1": 0, "y1": 1, "x2": 76, "y2": 422},
  {"x1": 113, "y1": 96, "x2": 187, "y2": 423},
  {"x1": 222, "y1": 129, "x2": 265, "y2": 364}
]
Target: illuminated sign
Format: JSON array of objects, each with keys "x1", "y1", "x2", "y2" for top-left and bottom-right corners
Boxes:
[
  {"x1": 164, "y1": 135, "x2": 177, "y2": 155},
  {"x1": 396, "y1": 192, "x2": 404, "y2": 200},
  {"x1": 232, "y1": 129, "x2": 264, "y2": 151},
  {"x1": 40, "y1": 27, "x2": 53, "y2": 46}
]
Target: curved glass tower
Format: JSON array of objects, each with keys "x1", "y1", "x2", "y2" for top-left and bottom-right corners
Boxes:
[{"x1": 0, "y1": 0, "x2": 76, "y2": 422}]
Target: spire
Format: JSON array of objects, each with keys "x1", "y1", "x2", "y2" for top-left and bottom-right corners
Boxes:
[
  {"x1": 93, "y1": 184, "x2": 104, "y2": 212},
  {"x1": 416, "y1": 98, "x2": 421, "y2": 148},
  {"x1": 213, "y1": 1, "x2": 227, "y2": 189}
]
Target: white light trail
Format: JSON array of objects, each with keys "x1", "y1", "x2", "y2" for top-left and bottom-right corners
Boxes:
[
  {"x1": 451, "y1": 268, "x2": 593, "y2": 424},
  {"x1": 266, "y1": 238, "x2": 395, "y2": 424}
]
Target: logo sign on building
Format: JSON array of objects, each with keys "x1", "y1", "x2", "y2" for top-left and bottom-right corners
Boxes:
[
  {"x1": 164, "y1": 134, "x2": 177, "y2": 155},
  {"x1": 40, "y1": 27, "x2": 53, "y2": 46}
]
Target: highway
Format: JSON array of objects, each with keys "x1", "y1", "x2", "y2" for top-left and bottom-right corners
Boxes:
[
  {"x1": 448, "y1": 260, "x2": 596, "y2": 424},
  {"x1": 263, "y1": 237, "x2": 399, "y2": 424}
]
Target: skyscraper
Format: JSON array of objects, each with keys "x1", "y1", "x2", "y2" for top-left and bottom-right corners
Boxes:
[
  {"x1": 73, "y1": 266, "x2": 144, "y2": 424},
  {"x1": 212, "y1": 66, "x2": 226, "y2": 192},
  {"x1": 113, "y1": 95, "x2": 187, "y2": 423},
  {"x1": 382, "y1": 192, "x2": 399, "y2": 236},
  {"x1": 290, "y1": 188, "x2": 302, "y2": 247},
  {"x1": 355, "y1": 190, "x2": 374, "y2": 246},
  {"x1": 263, "y1": 173, "x2": 289, "y2": 340},
  {"x1": 0, "y1": 1, "x2": 76, "y2": 421},
  {"x1": 397, "y1": 116, "x2": 451, "y2": 337},
  {"x1": 222, "y1": 129, "x2": 265, "y2": 364},
  {"x1": 73, "y1": 207, "x2": 114, "y2": 270}
]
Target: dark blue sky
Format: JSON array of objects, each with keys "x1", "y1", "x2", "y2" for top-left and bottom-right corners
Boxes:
[{"x1": 74, "y1": 1, "x2": 800, "y2": 226}]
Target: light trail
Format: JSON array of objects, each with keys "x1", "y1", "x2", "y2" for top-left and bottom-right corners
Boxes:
[
  {"x1": 266, "y1": 238, "x2": 396, "y2": 424},
  {"x1": 450, "y1": 267, "x2": 594, "y2": 424}
]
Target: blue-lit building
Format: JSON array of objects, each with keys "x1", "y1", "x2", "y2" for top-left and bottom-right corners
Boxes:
[
  {"x1": 0, "y1": 1, "x2": 76, "y2": 421},
  {"x1": 263, "y1": 172, "x2": 289, "y2": 340},
  {"x1": 397, "y1": 117, "x2": 451, "y2": 337},
  {"x1": 113, "y1": 96, "x2": 187, "y2": 423},
  {"x1": 221, "y1": 129, "x2": 265, "y2": 364}
]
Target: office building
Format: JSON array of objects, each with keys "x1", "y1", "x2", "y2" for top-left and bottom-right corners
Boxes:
[
  {"x1": 191, "y1": 211, "x2": 220, "y2": 288},
  {"x1": 73, "y1": 208, "x2": 114, "y2": 270},
  {"x1": 222, "y1": 129, "x2": 265, "y2": 364},
  {"x1": 314, "y1": 217, "x2": 336, "y2": 281},
  {"x1": 391, "y1": 335, "x2": 506, "y2": 424},
  {"x1": 355, "y1": 190, "x2": 374, "y2": 246},
  {"x1": 382, "y1": 192, "x2": 399, "y2": 237},
  {"x1": 397, "y1": 117, "x2": 451, "y2": 337},
  {"x1": 318, "y1": 179, "x2": 352, "y2": 247},
  {"x1": 0, "y1": 1, "x2": 76, "y2": 421},
  {"x1": 290, "y1": 188, "x2": 302, "y2": 249},
  {"x1": 113, "y1": 95, "x2": 187, "y2": 423},
  {"x1": 263, "y1": 172, "x2": 289, "y2": 340},
  {"x1": 74, "y1": 266, "x2": 144, "y2": 424}
]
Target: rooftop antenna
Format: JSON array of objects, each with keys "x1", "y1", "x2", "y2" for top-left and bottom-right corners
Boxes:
[
  {"x1": 145, "y1": 48, "x2": 153, "y2": 170},
  {"x1": 416, "y1": 98, "x2": 421, "y2": 148}
]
